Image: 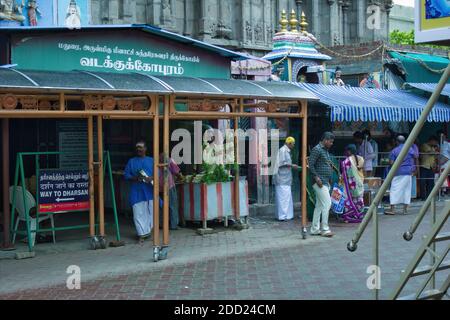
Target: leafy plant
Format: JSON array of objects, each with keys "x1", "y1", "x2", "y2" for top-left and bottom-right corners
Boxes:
[{"x1": 390, "y1": 29, "x2": 450, "y2": 50}]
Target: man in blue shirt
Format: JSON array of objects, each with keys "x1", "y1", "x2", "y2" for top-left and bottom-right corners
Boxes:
[{"x1": 124, "y1": 140, "x2": 154, "y2": 242}]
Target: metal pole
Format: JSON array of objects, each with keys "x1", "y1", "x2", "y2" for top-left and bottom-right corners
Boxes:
[
  {"x1": 153, "y1": 97, "x2": 160, "y2": 249},
  {"x1": 404, "y1": 160, "x2": 450, "y2": 238},
  {"x1": 347, "y1": 63, "x2": 450, "y2": 251},
  {"x1": 374, "y1": 200, "x2": 379, "y2": 300},
  {"x1": 88, "y1": 116, "x2": 95, "y2": 238},
  {"x1": 97, "y1": 116, "x2": 105, "y2": 237},
  {"x1": 2, "y1": 119, "x2": 12, "y2": 249},
  {"x1": 430, "y1": 195, "x2": 436, "y2": 290},
  {"x1": 301, "y1": 101, "x2": 308, "y2": 238}
]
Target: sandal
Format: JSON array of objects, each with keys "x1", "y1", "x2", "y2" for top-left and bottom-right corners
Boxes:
[{"x1": 384, "y1": 210, "x2": 395, "y2": 215}]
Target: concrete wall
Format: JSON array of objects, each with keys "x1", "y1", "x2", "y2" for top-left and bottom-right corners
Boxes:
[{"x1": 389, "y1": 4, "x2": 414, "y2": 33}]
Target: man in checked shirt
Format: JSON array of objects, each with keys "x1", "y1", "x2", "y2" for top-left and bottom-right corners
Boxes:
[{"x1": 308, "y1": 132, "x2": 336, "y2": 237}]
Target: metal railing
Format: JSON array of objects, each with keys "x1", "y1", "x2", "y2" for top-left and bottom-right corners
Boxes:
[{"x1": 346, "y1": 63, "x2": 450, "y2": 300}]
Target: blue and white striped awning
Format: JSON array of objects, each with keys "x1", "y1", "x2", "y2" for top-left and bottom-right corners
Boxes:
[
  {"x1": 406, "y1": 83, "x2": 450, "y2": 98},
  {"x1": 295, "y1": 83, "x2": 450, "y2": 123}
]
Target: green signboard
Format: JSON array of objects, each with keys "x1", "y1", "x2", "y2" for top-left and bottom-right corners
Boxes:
[{"x1": 11, "y1": 31, "x2": 231, "y2": 79}]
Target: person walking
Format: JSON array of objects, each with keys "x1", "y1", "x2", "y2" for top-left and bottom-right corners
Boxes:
[
  {"x1": 341, "y1": 144, "x2": 365, "y2": 223},
  {"x1": 273, "y1": 137, "x2": 300, "y2": 221},
  {"x1": 308, "y1": 132, "x2": 335, "y2": 237},
  {"x1": 419, "y1": 136, "x2": 439, "y2": 200},
  {"x1": 385, "y1": 135, "x2": 419, "y2": 215},
  {"x1": 124, "y1": 140, "x2": 154, "y2": 243}
]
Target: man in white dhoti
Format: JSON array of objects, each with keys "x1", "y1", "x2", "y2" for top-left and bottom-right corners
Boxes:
[
  {"x1": 273, "y1": 137, "x2": 300, "y2": 221},
  {"x1": 386, "y1": 135, "x2": 419, "y2": 215},
  {"x1": 124, "y1": 141, "x2": 155, "y2": 243}
]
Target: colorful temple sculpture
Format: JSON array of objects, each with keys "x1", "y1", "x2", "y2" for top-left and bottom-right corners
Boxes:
[{"x1": 263, "y1": 9, "x2": 331, "y2": 83}]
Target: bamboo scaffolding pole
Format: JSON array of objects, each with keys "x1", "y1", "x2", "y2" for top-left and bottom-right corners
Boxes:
[
  {"x1": 153, "y1": 96, "x2": 160, "y2": 248},
  {"x1": 88, "y1": 117, "x2": 95, "y2": 237},
  {"x1": 301, "y1": 101, "x2": 308, "y2": 235},
  {"x1": 163, "y1": 96, "x2": 171, "y2": 246},
  {"x1": 2, "y1": 119, "x2": 11, "y2": 248},
  {"x1": 97, "y1": 116, "x2": 105, "y2": 236}
]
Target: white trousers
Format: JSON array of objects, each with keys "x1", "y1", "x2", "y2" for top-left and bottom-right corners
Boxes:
[
  {"x1": 311, "y1": 184, "x2": 331, "y2": 234},
  {"x1": 390, "y1": 175, "x2": 412, "y2": 205},
  {"x1": 275, "y1": 185, "x2": 294, "y2": 220},
  {"x1": 132, "y1": 200, "x2": 153, "y2": 236}
]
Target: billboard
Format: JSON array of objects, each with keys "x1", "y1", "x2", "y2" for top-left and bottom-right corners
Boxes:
[{"x1": 415, "y1": 0, "x2": 450, "y2": 44}]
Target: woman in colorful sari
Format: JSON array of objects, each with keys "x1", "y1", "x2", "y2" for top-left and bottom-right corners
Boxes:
[{"x1": 341, "y1": 144, "x2": 365, "y2": 223}]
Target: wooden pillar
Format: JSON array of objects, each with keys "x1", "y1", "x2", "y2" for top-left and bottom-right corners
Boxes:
[
  {"x1": 153, "y1": 96, "x2": 160, "y2": 247},
  {"x1": 59, "y1": 93, "x2": 65, "y2": 111},
  {"x1": 162, "y1": 95, "x2": 170, "y2": 245},
  {"x1": 301, "y1": 101, "x2": 308, "y2": 231},
  {"x1": 2, "y1": 119, "x2": 11, "y2": 248},
  {"x1": 97, "y1": 116, "x2": 105, "y2": 236},
  {"x1": 88, "y1": 116, "x2": 95, "y2": 237}
]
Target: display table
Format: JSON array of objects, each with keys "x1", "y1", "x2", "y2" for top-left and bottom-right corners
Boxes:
[{"x1": 178, "y1": 179, "x2": 249, "y2": 226}]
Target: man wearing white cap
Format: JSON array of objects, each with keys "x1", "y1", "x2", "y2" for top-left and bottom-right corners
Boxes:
[
  {"x1": 273, "y1": 136, "x2": 300, "y2": 221},
  {"x1": 124, "y1": 140, "x2": 154, "y2": 243}
]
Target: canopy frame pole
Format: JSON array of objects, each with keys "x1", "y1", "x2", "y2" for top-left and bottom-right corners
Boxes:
[
  {"x1": 162, "y1": 95, "x2": 171, "y2": 247},
  {"x1": 153, "y1": 96, "x2": 160, "y2": 251},
  {"x1": 97, "y1": 116, "x2": 105, "y2": 237},
  {"x1": 2, "y1": 119, "x2": 12, "y2": 249},
  {"x1": 88, "y1": 116, "x2": 95, "y2": 238},
  {"x1": 300, "y1": 100, "x2": 308, "y2": 239},
  {"x1": 59, "y1": 93, "x2": 65, "y2": 112},
  {"x1": 234, "y1": 99, "x2": 241, "y2": 221}
]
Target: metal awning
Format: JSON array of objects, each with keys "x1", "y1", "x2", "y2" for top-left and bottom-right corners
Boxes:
[
  {"x1": 405, "y1": 83, "x2": 450, "y2": 98},
  {"x1": 296, "y1": 83, "x2": 450, "y2": 123},
  {"x1": 0, "y1": 68, "x2": 318, "y2": 101}
]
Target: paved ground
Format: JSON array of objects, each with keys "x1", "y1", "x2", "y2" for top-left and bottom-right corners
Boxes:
[{"x1": 0, "y1": 199, "x2": 449, "y2": 300}]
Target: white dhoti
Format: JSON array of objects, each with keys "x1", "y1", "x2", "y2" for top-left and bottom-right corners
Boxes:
[
  {"x1": 132, "y1": 200, "x2": 153, "y2": 236},
  {"x1": 275, "y1": 185, "x2": 294, "y2": 220},
  {"x1": 390, "y1": 175, "x2": 412, "y2": 205}
]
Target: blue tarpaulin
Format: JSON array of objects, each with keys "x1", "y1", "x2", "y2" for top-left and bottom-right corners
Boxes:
[
  {"x1": 406, "y1": 83, "x2": 450, "y2": 98},
  {"x1": 295, "y1": 83, "x2": 450, "y2": 123}
]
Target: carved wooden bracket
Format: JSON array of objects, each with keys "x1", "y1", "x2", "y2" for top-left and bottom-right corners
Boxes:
[
  {"x1": 102, "y1": 95, "x2": 116, "y2": 110},
  {"x1": 1, "y1": 94, "x2": 18, "y2": 110},
  {"x1": 20, "y1": 96, "x2": 39, "y2": 110},
  {"x1": 38, "y1": 100, "x2": 52, "y2": 110},
  {"x1": 83, "y1": 95, "x2": 102, "y2": 110},
  {"x1": 117, "y1": 99, "x2": 133, "y2": 111}
]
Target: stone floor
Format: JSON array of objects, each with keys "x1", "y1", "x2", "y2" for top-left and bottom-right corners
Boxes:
[{"x1": 0, "y1": 198, "x2": 449, "y2": 300}]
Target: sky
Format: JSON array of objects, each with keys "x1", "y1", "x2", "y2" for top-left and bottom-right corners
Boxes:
[{"x1": 394, "y1": 0, "x2": 414, "y2": 7}]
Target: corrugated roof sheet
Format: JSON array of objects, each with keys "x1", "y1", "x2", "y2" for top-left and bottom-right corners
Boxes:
[
  {"x1": 0, "y1": 68, "x2": 318, "y2": 101},
  {"x1": 296, "y1": 83, "x2": 450, "y2": 123}
]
